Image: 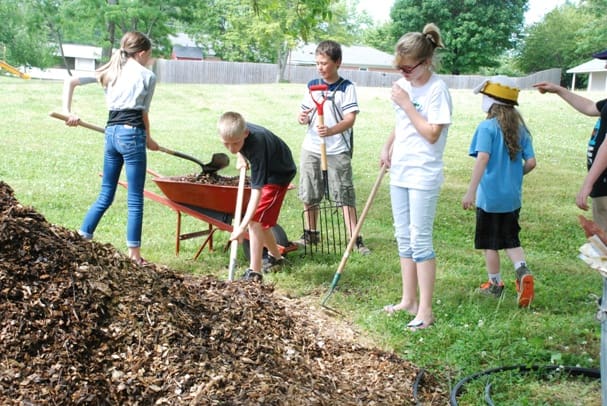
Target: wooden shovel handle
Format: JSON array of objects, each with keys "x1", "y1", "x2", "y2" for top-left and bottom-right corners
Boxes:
[
  {"x1": 49, "y1": 111, "x2": 105, "y2": 133},
  {"x1": 228, "y1": 165, "x2": 247, "y2": 281}
]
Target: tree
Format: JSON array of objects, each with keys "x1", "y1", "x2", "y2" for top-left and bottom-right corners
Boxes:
[
  {"x1": 0, "y1": 1, "x2": 56, "y2": 68},
  {"x1": 516, "y1": 3, "x2": 589, "y2": 85},
  {"x1": 388, "y1": 0, "x2": 528, "y2": 74},
  {"x1": 185, "y1": 0, "x2": 358, "y2": 82}
]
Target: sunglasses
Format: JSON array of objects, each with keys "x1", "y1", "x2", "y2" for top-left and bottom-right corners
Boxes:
[{"x1": 397, "y1": 60, "x2": 424, "y2": 74}]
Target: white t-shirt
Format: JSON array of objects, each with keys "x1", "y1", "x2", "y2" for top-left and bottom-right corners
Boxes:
[
  {"x1": 390, "y1": 74, "x2": 452, "y2": 190},
  {"x1": 300, "y1": 78, "x2": 359, "y2": 155},
  {"x1": 105, "y1": 58, "x2": 156, "y2": 112}
]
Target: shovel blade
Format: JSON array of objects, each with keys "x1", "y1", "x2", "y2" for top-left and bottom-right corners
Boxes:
[{"x1": 203, "y1": 153, "x2": 230, "y2": 174}]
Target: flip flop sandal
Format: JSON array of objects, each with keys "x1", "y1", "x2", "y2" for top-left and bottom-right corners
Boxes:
[
  {"x1": 406, "y1": 319, "x2": 434, "y2": 332},
  {"x1": 383, "y1": 304, "x2": 397, "y2": 315}
]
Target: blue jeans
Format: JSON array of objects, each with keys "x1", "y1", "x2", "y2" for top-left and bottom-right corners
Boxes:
[
  {"x1": 80, "y1": 125, "x2": 147, "y2": 248},
  {"x1": 390, "y1": 185, "x2": 440, "y2": 262}
]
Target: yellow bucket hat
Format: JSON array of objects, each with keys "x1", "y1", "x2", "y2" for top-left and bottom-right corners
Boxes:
[{"x1": 473, "y1": 75, "x2": 519, "y2": 106}]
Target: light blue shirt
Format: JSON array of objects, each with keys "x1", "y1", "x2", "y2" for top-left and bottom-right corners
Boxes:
[{"x1": 469, "y1": 118, "x2": 535, "y2": 212}]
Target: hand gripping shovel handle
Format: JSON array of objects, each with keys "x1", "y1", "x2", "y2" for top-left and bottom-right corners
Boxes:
[
  {"x1": 49, "y1": 111, "x2": 105, "y2": 133},
  {"x1": 321, "y1": 164, "x2": 388, "y2": 307},
  {"x1": 228, "y1": 165, "x2": 247, "y2": 281},
  {"x1": 50, "y1": 111, "x2": 228, "y2": 174}
]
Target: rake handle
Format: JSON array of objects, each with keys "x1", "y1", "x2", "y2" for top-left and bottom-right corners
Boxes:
[
  {"x1": 339, "y1": 164, "x2": 387, "y2": 270},
  {"x1": 321, "y1": 164, "x2": 387, "y2": 307},
  {"x1": 321, "y1": 273, "x2": 341, "y2": 306}
]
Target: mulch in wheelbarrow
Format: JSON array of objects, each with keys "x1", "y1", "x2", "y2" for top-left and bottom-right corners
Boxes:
[
  {"x1": 0, "y1": 180, "x2": 448, "y2": 405},
  {"x1": 168, "y1": 171, "x2": 251, "y2": 187}
]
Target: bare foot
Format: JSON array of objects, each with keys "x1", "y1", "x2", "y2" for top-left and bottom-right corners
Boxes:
[{"x1": 383, "y1": 302, "x2": 417, "y2": 316}]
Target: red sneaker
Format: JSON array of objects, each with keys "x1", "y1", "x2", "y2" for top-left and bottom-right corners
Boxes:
[{"x1": 515, "y1": 266, "x2": 534, "y2": 308}]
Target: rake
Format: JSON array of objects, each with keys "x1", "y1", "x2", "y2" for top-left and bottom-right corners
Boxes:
[
  {"x1": 302, "y1": 84, "x2": 349, "y2": 255},
  {"x1": 321, "y1": 164, "x2": 387, "y2": 310}
]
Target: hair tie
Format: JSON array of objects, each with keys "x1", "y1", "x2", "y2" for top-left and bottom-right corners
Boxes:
[{"x1": 425, "y1": 33, "x2": 437, "y2": 48}]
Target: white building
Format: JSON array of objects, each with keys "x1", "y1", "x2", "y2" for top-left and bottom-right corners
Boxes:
[
  {"x1": 288, "y1": 43, "x2": 395, "y2": 72},
  {"x1": 567, "y1": 58, "x2": 607, "y2": 91}
]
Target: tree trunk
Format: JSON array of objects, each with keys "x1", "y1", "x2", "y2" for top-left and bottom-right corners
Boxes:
[
  {"x1": 53, "y1": 27, "x2": 72, "y2": 76},
  {"x1": 103, "y1": 0, "x2": 118, "y2": 61},
  {"x1": 276, "y1": 42, "x2": 289, "y2": 83}
]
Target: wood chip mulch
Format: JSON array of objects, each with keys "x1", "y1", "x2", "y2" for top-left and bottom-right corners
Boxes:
[
  {"x1": 0, "y1": 181, "x2": 448, "y2": 405},
  {"x1": 166, "y1": 172, "x2": 251, "y2": 187}
]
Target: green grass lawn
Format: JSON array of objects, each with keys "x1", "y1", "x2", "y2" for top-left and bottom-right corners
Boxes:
[{"x1": 1, "y1": 75, "x2": 603, "y2": 404}]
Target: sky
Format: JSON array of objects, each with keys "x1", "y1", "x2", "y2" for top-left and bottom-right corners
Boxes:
[{"x1": 356, "y1": 0, "x2": 569, "y2": 25}]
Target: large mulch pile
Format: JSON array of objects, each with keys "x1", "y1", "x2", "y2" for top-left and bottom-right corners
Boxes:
[{"x1": 0, "y1": 181, "x2": 448, "y2": 405}]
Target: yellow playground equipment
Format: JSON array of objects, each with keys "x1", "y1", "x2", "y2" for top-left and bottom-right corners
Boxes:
[{"x1": 0, "y1": 60, "x2": 30, "y2": 80}]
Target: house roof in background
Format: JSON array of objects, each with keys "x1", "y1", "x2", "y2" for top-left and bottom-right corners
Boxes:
[
  {"x1": 172, "y1": 45, "x2": 203, "y2": 59},
  {"x1": 289, "y1": 43, "x2": 394, "y2": 69},
  {"x1": 59, "y1": 44, "x2": 102, "y2": 59},
  {"x1": 567, "y1": 58, "x2": 607, "y2": 74},
  {"x1": 169, "y1": 33, "x2": 198, "y2": 47}
]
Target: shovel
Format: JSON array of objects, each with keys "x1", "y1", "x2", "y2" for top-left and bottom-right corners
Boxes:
[
  {"x1": 157, "y1": 148, "x2": 229, "y2": 175},
  {"x1": 49, "y1": 111, "x2": 229, "y2": 174},
  {"x1": 228, "y1": 165, "x2": 247, "y2": 281}
]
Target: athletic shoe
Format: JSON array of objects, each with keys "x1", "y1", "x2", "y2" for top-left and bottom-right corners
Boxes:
[
  {"x1": 355, "y1": 236, "x2": 371, "y2": 255},
  {"x1": 478, "y1": 280, "x2": 505, "y2": 298},
  {"x1": 515, "y1": 265, "x2": 534, "y2": 308},
  {"x1": 240, "y1": 268, "x2": 263, "y2": 282},
  {"x1": 295, "y1": 230, "x2": 320, "y2": 246},
  {"x1": 262, "y1": 255, "x2": 287, "y2": 273}
]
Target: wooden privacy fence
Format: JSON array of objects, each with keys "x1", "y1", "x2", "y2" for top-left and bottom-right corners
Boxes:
[{"x1": 154, "y1": 59, "x2": 561, "y2": 90}]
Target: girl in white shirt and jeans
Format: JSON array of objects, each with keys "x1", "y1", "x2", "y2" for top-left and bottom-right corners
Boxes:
[
  {"x1": 380, "y1": 23, "x2": 452, "y2": 331},
  {"x1": 62, "y1": 31, "x2": 160, "y2": 264}
]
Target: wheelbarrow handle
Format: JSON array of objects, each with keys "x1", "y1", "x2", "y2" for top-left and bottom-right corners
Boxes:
[{"x1": 49, "y1": 111, "x2": 105, "y2": 133}]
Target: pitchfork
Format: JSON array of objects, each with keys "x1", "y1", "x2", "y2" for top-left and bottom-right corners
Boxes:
[{"x1": 302, "y1": 84, "x2": 349, "y2": 256}]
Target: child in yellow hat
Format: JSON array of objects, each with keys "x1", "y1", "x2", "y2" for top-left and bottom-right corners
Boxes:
[{"x1": 462, "y1": 76, "x2": 536, "y2": 308}]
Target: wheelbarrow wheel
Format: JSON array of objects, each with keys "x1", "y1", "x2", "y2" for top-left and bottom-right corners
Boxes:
[{"x1": 242, "y1": 224, "x2": 289, "y2": 261}]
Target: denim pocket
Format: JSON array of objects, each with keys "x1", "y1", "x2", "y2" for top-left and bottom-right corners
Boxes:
[{"x1": 115, "y1": 126, "x2": 146, "y2": 156}]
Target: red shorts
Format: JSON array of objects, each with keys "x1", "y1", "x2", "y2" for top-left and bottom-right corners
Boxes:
[{"x1": 252, "y1": 184, "x2": 288, "y2": 229}]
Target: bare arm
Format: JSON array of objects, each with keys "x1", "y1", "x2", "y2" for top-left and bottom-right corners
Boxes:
[
  {"x1": 392, "y1": 83, "x2": 444, "y2": 143},
  {"x1": 533, "y1": 81, "x2": 600, "y2": 116},
  {"x1": 380, "y1": 130, "x2": 395, "y2": 168},
  {"x1": 462, "y1": 152, "x2": 489, "y2": 210},
  {"x1": 316, "y1": 111, "x2": 357, "y2": 137},
  {"x1": 231, "y1": 188, "x2": 261, "y2": 242},
  {"x1": 62, "y1": 77, "x2": 82, "y2": 126},
  {"x1": 62, "y1": 76, "x2": 97, "y2": 126},
  {"x1": 523, "y1": 157, "x2": 536, "y2": 175},
  {"x1": 576, "y1": 140, "x2": 607, "y2": 210},
  {"x1": 142, "y1": 112, "x2": 159, "y2": 151}
]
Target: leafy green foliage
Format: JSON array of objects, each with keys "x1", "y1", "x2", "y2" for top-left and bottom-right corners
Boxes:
[
  {"x1": 388, "y1": 0, "x2": 528, "y2": 74},
  {"x1": 517, "y1": 3, "x2": 590, "y2": 86},
  {"x1": 517, "y1": 1, "x2": 607, "y2": 87},
  {"x1": 0, "y1": 1, "x2": 56, "y2": 68}
]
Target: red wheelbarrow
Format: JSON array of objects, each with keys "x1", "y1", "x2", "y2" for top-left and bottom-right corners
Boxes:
[{"x1": 120, "y1": 169, "x2": 298, "y2": 261}]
